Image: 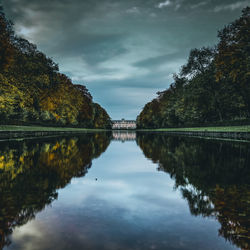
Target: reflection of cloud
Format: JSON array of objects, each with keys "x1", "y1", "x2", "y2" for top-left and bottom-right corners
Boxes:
[
  {"x1": 11, "y1": 220, "x2": 49, "y2": 250},
  {"x1": 7, "y1": 140, "x2": 237, "y2": 250}
]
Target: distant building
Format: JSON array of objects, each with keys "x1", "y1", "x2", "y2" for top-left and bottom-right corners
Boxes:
[{"x1": 112, "y1": 119, "x2": 136, "y2": 129}]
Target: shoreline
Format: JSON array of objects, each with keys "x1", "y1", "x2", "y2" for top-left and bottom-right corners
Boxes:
[
  {"x1": 137, "y1": 125, "x2": 250, "y2": 141},
  {"x1": 0, "y1": 125, "x2": 250, "y2": 141},
  {"x1": 0, "y1": 125, "x2": 110, "y2": 140},
  {"x1": 138, "y1": 125, "x2": 250, "y2": 132},
  {"x1": 0, "y1": 130, "x2": 110, "y2": 140},
  {"x1": 138, "y1": 130, "x2": 250, "y2": 141}
]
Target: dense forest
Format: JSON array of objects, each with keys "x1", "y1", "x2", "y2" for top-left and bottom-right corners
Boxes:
[
  {"x1": 137, "y1": 7, "x2": 250, "y2": 129},
  {"x1": 0, "y1": 7, "x2": 111, "y2": 128}
]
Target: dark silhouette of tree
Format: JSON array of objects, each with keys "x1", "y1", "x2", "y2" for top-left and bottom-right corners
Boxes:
[
  {"x1": 137, "y1": 7, "x2": 250, "y2": 129},
  {"x1": 215, "y1": 7, "x2": 250, "y2": 116},
  {"x1": 0, "y1": 7, "x2": 14, "y2": 72}
]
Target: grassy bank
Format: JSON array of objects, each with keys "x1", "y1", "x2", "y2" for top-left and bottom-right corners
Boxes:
[
  {"x1": 1, "y1": 125, "x2": 250, "y2": 133},
  {"x1": 0, "y1": 125, "x2": 107, "y2": 132},
  {"x1": 140, "y1": 125, "x2": 250, "y2": 132}
]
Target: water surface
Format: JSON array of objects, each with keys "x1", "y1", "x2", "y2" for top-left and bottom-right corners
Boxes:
[{"x1": 0, "y1": 131, "x2": 249, "y2": 250}]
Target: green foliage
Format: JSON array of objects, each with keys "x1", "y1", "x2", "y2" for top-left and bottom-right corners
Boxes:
[
  {"x1": 215, "y1": 7, "x2": 250, "y2": 115},
  {"x1": 137, "y1": 7, "x2": 250, "y2": 129},
  {"x1": 0, "y1": 8, "x2": 111, "y2": 128}
]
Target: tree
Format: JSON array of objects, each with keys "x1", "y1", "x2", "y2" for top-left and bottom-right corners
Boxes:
[
  {"x1": 0, "y1": 7, "x2": 14, "y2": 72},
  {"x1": 0, "y1": 7, "x2": 111, "y2": 128},
  {"x1": 137, "y1": 9, "x2": 249, "y2": 129},
  {"x1": 181, "y1": 47, "x2": 216, "y2": 78},
  {"x1": 215, "y1": 7, "x2": 250, "y2": 115}
]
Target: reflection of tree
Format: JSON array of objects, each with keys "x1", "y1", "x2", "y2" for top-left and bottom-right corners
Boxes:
[
  {"x1": 0, "y1": 133, "x2": 111, "y2": 248},
  {"x1": 137, "y1": 133, "x2": 250, "y2": 249},
  {"x1": 213, "y1": 186, "x2": 250, "y2": 250}
]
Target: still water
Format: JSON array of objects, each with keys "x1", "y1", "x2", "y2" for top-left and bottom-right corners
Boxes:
[{"x1": 0, "y1": 131, "x2": 249, "y2": 250}]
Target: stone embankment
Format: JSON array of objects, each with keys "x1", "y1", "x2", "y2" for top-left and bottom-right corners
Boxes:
[
  {"x1": 0, "y1": 130, "x2": 88, "y2": 140},
  {"x1": 158, "y1": 131, "x2": 250, "y2": 140}
]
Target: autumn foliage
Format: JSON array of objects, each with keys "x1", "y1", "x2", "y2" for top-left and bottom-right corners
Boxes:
[{"x1": 0, "y1": 7, "x2": 111, "y2": 128}]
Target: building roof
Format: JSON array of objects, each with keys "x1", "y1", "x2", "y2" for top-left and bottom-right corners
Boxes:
[{"x1": 112, "y1": 120, "x2": 136, "y2": 122}]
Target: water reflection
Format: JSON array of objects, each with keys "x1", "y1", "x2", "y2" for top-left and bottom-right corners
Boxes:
[
  {"x1": 0, "y1": 132, "x2": 249, "y2": 250},
  {"x1": 112, "y1": 131, "x2": 136, "y2": 142},
  {"x1": 136, "y1": 133, "x2": 250, "y2": 250},
  {"x1": 0, "y1": 132, "x2": 111, "y2": 248}
]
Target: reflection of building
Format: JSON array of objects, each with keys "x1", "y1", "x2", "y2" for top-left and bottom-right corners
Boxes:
[
  {"x1": 112, "y1": 131, "x2": 136, "y2": 141},
  {"x1": 112, "y1": 119, "x2": 136, "y2": 129}
]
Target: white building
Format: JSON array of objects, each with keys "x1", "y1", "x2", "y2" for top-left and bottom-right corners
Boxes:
[{"x1": 112, "y1": 119, "x2": 136, "y2": 129}]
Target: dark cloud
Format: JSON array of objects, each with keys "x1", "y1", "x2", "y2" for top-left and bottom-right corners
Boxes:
[
  {"x1": 49, "y1": 32, "x2": 128, "y2": 65},
  {"x1": 1, "y1": 0, "x2": 248, "y2": 119},
  {"x1": 133, "y1": 51, "x2": 187, "y2": 69}
]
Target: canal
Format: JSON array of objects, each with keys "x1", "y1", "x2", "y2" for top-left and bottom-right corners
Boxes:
[{"x1": 0, "y1": 131, "x2": 249, "y2": 250}]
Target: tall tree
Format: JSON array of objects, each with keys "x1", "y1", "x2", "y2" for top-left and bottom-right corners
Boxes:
[
  {"x1": 0, "y1": 7, "x2": 14, "y2": 72},
  {"x1": 215, "y1": 7, "x2": 250, "y2": 115},
  {"x1": 0, "y1": 7, "x2": 111, "y2": 128}
]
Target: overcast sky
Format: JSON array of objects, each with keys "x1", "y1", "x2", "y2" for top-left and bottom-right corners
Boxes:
[{"x1": 2, "y1": 0, "x2": 248, "y2": 119}]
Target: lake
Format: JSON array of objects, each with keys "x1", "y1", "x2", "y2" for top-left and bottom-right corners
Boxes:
[{"x1": 0, "y1": 131, "x2": 249, "y2": 250}]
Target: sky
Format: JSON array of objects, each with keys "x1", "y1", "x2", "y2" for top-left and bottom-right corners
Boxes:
[{"x1": 1, "y1": 0, "x2": 249, "y2": 119}]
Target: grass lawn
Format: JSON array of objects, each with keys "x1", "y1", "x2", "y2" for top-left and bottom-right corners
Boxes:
[
  {"x1": 0, "y1": 125, "x2": 106, "y2": 132},
  {"x1": 1, "y1": 125, "x2": 250, "y2": 133},
  {"x1": 142, "y1": 125, "x2": 250, "y2": 133}
]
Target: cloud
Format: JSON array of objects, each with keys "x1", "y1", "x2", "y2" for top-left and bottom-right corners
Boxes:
[
  {"x1": 133, "y1": 51, "x2": 186, "y2": 69},
  {"x1": 51, "y1": 32, "x2": 127, "y2": 65},
  {"x1": 2, "y1": 0, "x2": 247, "y2": 119},
  {"x1": 190, "y1": 1, "x2": 208, "y2": 9},
  {"x1": 157, "y1": 0, "x2": 172, "y2": 9},
  {"x1": 156, "y1": 0, "x2": 186, "y2": 11},
  {"x1": 126, "y1": 6, "x2": 140, "y2": 14},
  {"x1": 214, "y1": 1, "x2": 248, "y2": 12},
  {"x1": 175, "y1": 4, "x2": 181, "y2": 10}
]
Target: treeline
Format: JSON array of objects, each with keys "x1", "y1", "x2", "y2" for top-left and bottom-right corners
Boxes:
[
  {"x1": 0, "y1": 7, "x2": 111, "y2": 128},
  {"x1": 137, "y1": 7, "x2": 250, "y2": 129}
]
